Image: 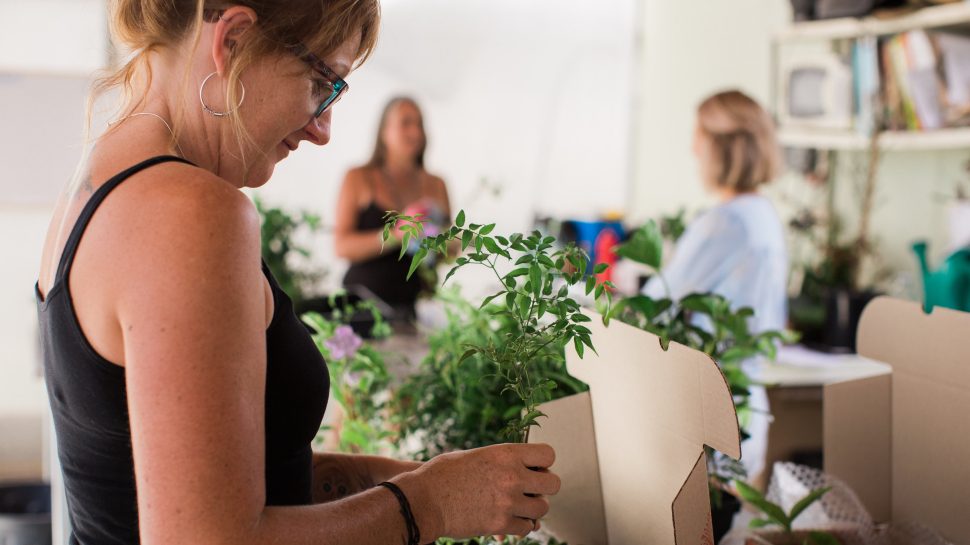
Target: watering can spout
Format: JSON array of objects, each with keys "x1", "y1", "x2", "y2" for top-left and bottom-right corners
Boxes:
[{"x1": 912, "y1": 241, "x2": 931, "y2": 277}]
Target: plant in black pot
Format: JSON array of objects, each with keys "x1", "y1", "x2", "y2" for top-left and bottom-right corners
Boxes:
[{"x1": 786, "y1": 143, "x2": 889, "y2": 353}]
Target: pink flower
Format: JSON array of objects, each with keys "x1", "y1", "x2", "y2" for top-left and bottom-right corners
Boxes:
[{"x1": 325, "y1": 325, "x2": 363, "y2": 360}]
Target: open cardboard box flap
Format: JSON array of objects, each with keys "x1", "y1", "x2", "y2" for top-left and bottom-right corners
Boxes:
[
  {"x1": 530, "y1": 311, "x2": 741, "y2": 544},
  {"x1": 825, "y1": 297, "x2": 970, "y2": 543}
]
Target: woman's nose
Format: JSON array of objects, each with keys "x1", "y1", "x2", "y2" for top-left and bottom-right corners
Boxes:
[{"x1": 303, "y1": 109, "x2": 332, "y2": 146}]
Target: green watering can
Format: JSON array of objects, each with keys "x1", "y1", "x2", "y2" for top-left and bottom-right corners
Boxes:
[{"x1": 912, "y1": 241, "x2": 970, "y2": 312}]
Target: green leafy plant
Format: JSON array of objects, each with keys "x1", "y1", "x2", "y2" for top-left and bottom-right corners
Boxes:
[
  {"x1": 392, "y1": 286, "x2": 588, "y2": 460},
  {"x1": 383, "y1": 209, "x2": 614, "y2": 444},
  {"x1": 660, "y1": 208, "x2": 688, "y2": 243},
  {"x1": 254, "y1": 196, "x2": 325, "y2": 304},
  {"x1": 734, "y1": 481, "x2": 840, "y2": 545},
  {"x1": 304, "y1": 295, "x2": 395, "y2": 454}
]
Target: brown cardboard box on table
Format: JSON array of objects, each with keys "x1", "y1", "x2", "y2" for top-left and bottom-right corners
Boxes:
[
  {"x1": 529, "y1": 312, "x2": 741, "y2": 544},
  {"x1": 824, "y1": 297, "x2": 970, "y2": 544}
]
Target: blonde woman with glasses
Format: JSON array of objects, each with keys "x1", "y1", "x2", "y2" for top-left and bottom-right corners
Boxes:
[{"x1": 35, "y1": 2, "x2": 558, "y2": 544}]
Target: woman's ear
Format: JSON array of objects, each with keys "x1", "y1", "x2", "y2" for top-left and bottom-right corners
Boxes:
[{"x1": 211, "y1": 6, "x2": 258, "y2": 76}]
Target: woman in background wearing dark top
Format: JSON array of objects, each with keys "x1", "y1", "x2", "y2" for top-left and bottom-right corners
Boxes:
[
  {"x1": 34, "y1": 2, "x2": 557, "y2": 543},
  {"x1": 335, "y1": 97, "x2": 451, "y2": 316}
]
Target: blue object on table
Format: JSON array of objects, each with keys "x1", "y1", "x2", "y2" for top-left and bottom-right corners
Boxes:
[
  {"x1": 912, "y1": 241, "x2": 970, "y2": 313},
  {"x1": 561, "y1": 220, "x2": 624, "y2": 274}
]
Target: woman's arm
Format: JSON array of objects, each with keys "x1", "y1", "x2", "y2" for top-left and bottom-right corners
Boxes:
[
  {"x1": 115, "y1": 171, "x2": 557, "y2": 545},
  {"x1": 311, "y1": 452, "x2": 422, "y2": 503},
  {"x1": 334, "y1": 168, "x2": 400, "y2": 263}
]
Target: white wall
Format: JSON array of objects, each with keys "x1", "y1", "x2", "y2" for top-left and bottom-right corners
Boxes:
[
  {"x1": 256, "y1": 0, "x2": 638, "y2": 292},
  {"x1": 0, "y1": 0, "x2": 108, "y2": 75},
  {"x1": 0, "y1": 0, "x2": 109, "y2": 479}
]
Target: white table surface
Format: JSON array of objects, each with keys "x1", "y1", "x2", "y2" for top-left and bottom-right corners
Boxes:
[{"x1": 751, "y1": 345, "x2": 892, "y2": 388}]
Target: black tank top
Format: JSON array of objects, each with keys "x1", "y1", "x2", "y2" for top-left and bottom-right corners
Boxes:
[
  {"x1": 35, "y1": 156, "x2": 329, "y2": 545},
  {"x1": 342, "y1": 171, "x2": 426, "y2": 313}
]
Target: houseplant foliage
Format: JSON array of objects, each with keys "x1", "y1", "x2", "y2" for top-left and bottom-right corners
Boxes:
[
  {"x1": 734, "y1": 481, "x2": 840, "y2": 545},
  {"x1": 303, "y1": 295, "x2": 394, "y2": 454},
  {"x1": 608, "y1": 220, "x2": 796, "y2": 503},
  {"x1": 254, "y1": 196, "x2": 325, "y2": 304},
  {"x1": 391, "y1": 286, "x2": 589, "y2": 460},
  {"x1": 383, "y1": 209, "x2": 614, "y2": 444}
]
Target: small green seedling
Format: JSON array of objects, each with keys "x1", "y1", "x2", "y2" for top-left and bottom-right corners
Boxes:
[{"x1": 734, "y1": 480, "x2": 841, "y2": 545}]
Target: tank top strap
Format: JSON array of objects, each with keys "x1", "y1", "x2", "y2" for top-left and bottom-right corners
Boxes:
[{"x1": 54, "y1": 155, "x2": 195, "y2": 284}]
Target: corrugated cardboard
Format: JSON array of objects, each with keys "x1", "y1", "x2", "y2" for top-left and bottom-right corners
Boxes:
[
  {"x1": 824, "y1": 297, "x2": 970, "y2": 543},
  {"x1": 530, "y1": 312, "x2": 741, "y2": 544}
]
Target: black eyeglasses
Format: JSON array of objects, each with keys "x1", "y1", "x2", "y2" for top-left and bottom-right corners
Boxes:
[{"x1": 202, "y1": 8, "x2": 349, "y2": 118}]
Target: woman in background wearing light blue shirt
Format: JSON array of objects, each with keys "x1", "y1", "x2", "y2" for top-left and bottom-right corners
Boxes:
[{"x1": 643, "y1": 89, "x2": 786, "y2": 482}]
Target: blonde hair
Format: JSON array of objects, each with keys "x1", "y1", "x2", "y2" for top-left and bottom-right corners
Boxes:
[
  {"x1": 696, "y1": 90, "x2": 781, "y2": 193},
  {"x1": 90, "y1": 0, "x2": 380, "y2": 166}
]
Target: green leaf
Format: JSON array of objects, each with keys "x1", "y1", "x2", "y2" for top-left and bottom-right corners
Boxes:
[
  {"x1": 593, "y1": 263, "x2": 609, "y2": 274},
  {"x1": 585, "y1": 276, "x2": 596, "y2": 295},
  {"x1": 479, "y1": 223, "x2": 496, "y2": 236},
  {"x1": 748, "y1": 518, "x2": 777, "y2": 529},
  {"x1": 789, "y1": 487, "x2": 831, "y2": 523},
  {"x1": 461, "y1": 230, "x2": 473, "y2": 250},
  {"x1": 406, "y1": 247, "x2": 427, "y2": 280},
  {"x1": 516, "y1": 254, "x2": 534, "y2": 265},
  {"x1": 594, "y1": 283, "x2": 605, "y2": 300},
  {"x1": 443, "y1": 265, "x2": 460, "y2": 285},
  {"x1": 572, "y1": 313, "x2": 592, "y2": 323},
  {"x1": 458, "y1": 348, "x2": 479, "y2": 364},
  {"x1": 399, "y1": 231, "x2": 412, "y2": 259},
  {"x1": 480, "y1": 293, "x2": 502, "y2": 309},
  {"x1": 507, "y1": 268, "x2": 529, "y2": 278},
  {"x1": 735, "y1": 481, "x2": 790, "y2": 528},
  {"x1": 475, "y1": 236, "x2": 483, "y2": 254},
  {"x1": 614, "y1": 221, "x2": 663, "y2": 269},
  {"x1": 483, "y1": 237, "x2": 501, "y2": 254},
  {"x1": 455, "y1": 210, "x2": 466, "y2": 227},
  {"x1": 529, "y1": 264, "x2": 542, "y2": 298},
  {"x1": 573, "y1": 336, "x2": 585, "y2": 358}
]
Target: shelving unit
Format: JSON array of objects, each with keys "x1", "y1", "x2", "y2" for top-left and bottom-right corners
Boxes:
[
  {"x1": 775, "y1": 2, "x2": 970, "y2": 42},
  {"x1": 778, "y1": 126, "x2": 970, "y2": 151},
  {"x1": 772, "y1": 2, "x2": 970, "y2": 151}
]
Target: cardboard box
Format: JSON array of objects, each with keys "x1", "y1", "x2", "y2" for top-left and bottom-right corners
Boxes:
[
  {"x1": 529, "y1": 312, "x2": 741, "y2": 544},
  {"x1": 824, "y1": 297, "x2": 970, "y2": 544}
]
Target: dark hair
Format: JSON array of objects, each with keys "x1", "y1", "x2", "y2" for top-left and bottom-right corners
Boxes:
[{"x1": 366, "y1": 96, "x2": 426, "y2": 169}]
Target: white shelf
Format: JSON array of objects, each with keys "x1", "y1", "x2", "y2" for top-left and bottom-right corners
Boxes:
[
  {"x1": 775, "y1": 2, "x2": 970, "y2": 42},
  {"x1": 778, "y1": 126, "x2": 970, "y2": 151}
]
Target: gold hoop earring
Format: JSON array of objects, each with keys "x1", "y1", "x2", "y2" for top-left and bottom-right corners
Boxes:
[{"x1": 199, "y1": 71, "x2": 246, "y2": 117}]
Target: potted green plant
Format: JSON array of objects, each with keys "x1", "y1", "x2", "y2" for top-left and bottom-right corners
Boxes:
[{"x1": 786, "y1": 142, "x2": 887, "y2": 353}]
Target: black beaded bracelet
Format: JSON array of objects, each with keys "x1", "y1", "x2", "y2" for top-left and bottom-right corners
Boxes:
[{"x1": 379, "y1": 481, "x2": 421, "y2": 545}]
